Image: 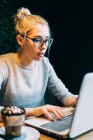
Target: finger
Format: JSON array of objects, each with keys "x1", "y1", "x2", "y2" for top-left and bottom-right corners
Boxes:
[
  {"x1": 56, "y1": 107, "x2": 65, "y2": 116},
  {"x1": 72, "y1": 96, "x2": 78, "y2": 107},
  {"x1": 73, "y1": 98, "x2": 78, "y2": 106},
  {"x1": 55, "y1": 109, "x2": 65, "y2": 118},
  {"x1": 43, "y1": 109, "x2": 54, "y2": 121},
  {"x1": 51, "y1": 109, "x2": 63, "y2": 119},
  {"x1": 56, "y1": 106, "x2": 64, "y2": 113}
]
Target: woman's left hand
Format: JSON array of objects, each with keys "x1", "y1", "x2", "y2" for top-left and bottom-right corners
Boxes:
[
  {"x1": 65, "y1": 95, "x2": 78, "y2": 107},
  {"x1": 71, "y1": 95, "x2": 78, "y2": 107}
]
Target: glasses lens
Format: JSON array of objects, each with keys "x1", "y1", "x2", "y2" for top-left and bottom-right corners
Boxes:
[
  {"x1": 33, "y1": 38, "x2": 42, "y2": 48},
  {"x1": 45, "y1": 38, "x2": 53, "y2": 47}
]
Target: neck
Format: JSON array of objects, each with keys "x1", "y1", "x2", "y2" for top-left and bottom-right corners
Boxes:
[{"x1": 15, "y1": 53, "x2": 36, "y2": 69}]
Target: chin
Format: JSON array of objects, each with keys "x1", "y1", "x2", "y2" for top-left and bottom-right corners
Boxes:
[
  {"x1": 36, "y1": 57, "x2": 43, "y2": 61},
  {"x1": 36, "y1": 56, "x2": 44, "y2": 61}
]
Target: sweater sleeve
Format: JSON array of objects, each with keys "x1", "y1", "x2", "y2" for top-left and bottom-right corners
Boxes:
[
  {"x1": 47, "y1": 62, "x2": 75, "y2": 105},
  {"x1": 0, "y1": 106, "x2": 4, "y2": 122},
  {"x1": 0, "y1": 56, "x2": 8, "y2": 122},
  {"x1": 0, "y1": 56, "x2": 8, "y2": 89}
]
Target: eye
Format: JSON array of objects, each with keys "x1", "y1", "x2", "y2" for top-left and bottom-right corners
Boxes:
[{"x1": 32, "y1": 38, "x2": 42, "y2": 43}]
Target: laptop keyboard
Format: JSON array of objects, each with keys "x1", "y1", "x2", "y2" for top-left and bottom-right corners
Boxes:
[{"x1": 41, "y1": 114, "x2": 74, "y2": 132}]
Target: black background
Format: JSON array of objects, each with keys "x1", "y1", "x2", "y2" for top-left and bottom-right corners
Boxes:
[{"x1": 1, "y1": 0, "x2": 93, "y2": 96}]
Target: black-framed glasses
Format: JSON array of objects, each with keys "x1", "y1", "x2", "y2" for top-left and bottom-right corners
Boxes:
[{"x1": 26, "y1": 36, "x2": 53, "y2": 48}]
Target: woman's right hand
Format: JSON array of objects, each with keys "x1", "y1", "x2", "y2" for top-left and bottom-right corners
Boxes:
[{"x1": 25, "y1": 104, "x2": 65, "y2": 121}]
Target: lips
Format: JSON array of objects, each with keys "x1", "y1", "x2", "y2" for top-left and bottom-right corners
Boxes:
[{"x1": 38, "y1": 52, "x2": 45, "y2": 56}]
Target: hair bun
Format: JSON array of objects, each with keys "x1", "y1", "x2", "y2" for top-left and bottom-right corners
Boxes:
[{"x1": 17, "y1": 7, "x2": 31, "y2": 19}]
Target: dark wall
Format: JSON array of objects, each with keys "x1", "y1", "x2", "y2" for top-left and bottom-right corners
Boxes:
[
  {"x1": 1, "y1": 0, "x2": 93, "y2": 97},
  {"x1": 50, "y1": 1, "x2": 93, "y2": 95}
]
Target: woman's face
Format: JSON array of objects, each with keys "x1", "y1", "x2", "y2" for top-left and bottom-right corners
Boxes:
[{"x1": 21, "y1": 24, "x2": 51, "y2": 61}]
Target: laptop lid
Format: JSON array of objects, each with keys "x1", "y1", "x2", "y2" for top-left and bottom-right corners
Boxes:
[
  {"x1": 69, "y1": 72, "x2": 93, "y2": 138},
  {"x1": 24, "y1": 72, "x2": 93, "y2": 139}
]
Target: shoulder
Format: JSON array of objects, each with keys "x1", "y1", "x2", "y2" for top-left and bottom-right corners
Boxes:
[
  {"x1": 0, "y1": 53, "x2": 14, "y2": 61},
  {"x1": 0, "y1": 53, "x2": 15, "y2": 70},
  {"x1": 0, "y1": 53, "x2": 14, "y2": 76},
  {"x1": 39, "y1": 57, "x2": 50, "y2": 67},
  {"x1": 38, "y1": 57, "x2": 54, "y2": 73},
  {"x1": 42, "y1": 56, "x2": 49, "y2": 64}
]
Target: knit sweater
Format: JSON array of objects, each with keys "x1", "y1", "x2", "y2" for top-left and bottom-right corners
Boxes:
[{"x1": 0, "y1": 53, "x2": 73, "y2": 108}]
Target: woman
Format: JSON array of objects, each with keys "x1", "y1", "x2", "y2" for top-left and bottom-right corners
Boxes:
[{"x1": 0, "y1": 7, "x2": 78, "y2": 120}]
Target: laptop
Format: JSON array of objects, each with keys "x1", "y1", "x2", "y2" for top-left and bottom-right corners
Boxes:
[{"x1": 24, "y1": 73, "x2": 93, "y2": 139}]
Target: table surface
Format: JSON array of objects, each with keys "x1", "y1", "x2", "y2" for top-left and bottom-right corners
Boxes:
[{"x1": 0, "y1": 123, "x2": 93, "y2": 140}]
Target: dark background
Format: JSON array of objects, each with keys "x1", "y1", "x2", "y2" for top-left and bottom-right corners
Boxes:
[{"x1": 1, "y1": 0, "x2": 93, "y2": 100}]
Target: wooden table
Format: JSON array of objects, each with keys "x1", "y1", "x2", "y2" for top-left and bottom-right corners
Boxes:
[
  {"x1": 40, "y1": 133, "x2": 55, "y2": 140},
  {"x1": 1, "y1": 122, "x2": 93, "y2": 140}
]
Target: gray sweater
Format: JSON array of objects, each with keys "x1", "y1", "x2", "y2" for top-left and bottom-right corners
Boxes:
[{"x1": 0, "y1": 53, "x2": 74, "y2": 108}]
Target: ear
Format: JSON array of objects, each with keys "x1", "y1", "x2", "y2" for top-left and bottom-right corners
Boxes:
[{"x1": 16, "y1": 35, "x2": 24, "y2": 46}]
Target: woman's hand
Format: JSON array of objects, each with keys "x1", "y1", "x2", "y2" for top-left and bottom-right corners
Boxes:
[
  {"x1": 72, "y1": 95, "x2": 78, "y2": 107},
  {"x1": 25, "y1": 104, "x2": 65, "y2": 120},
  {"x1": 65, "y1": 95, "x2": 78, "y2": 107}
]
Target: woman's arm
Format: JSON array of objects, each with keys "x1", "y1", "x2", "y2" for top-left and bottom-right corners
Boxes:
[
  {"x1": 0, "y1": 106, "x2": 4, "y2": 122},
  {"x1": 47, "y1": 61, "x2": 78, "y2": 106},
  {"x1": 25, "y1": 104, "x2": 66, "y2": 120}
]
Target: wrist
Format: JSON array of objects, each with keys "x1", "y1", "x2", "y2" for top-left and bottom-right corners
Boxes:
[{"x1": 25, "y1": 108, "x2": 35, "y2": 117}]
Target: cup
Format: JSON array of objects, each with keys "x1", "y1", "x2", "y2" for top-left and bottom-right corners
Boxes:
[{"x1": 1, "y1": 107, "x2": 25, "y2": 138}]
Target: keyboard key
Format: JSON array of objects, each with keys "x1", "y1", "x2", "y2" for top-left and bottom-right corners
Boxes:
[{"x1": 41, "y1": 114, "x2": 73, "y2": 132}]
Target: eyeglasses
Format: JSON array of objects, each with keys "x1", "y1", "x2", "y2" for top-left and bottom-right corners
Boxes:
[{"x1": 26, "y1": 36, "x2": 53, "y2": 48}]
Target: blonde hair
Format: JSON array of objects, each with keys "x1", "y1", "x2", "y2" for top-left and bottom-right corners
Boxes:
[{"x1": 14, "y1": 7, "x2": 50, "y2": 36}]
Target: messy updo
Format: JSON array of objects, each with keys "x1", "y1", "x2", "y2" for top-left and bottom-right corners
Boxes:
[{"x1": 14, "y1": 7, "x2": 50, "y2": 36}]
